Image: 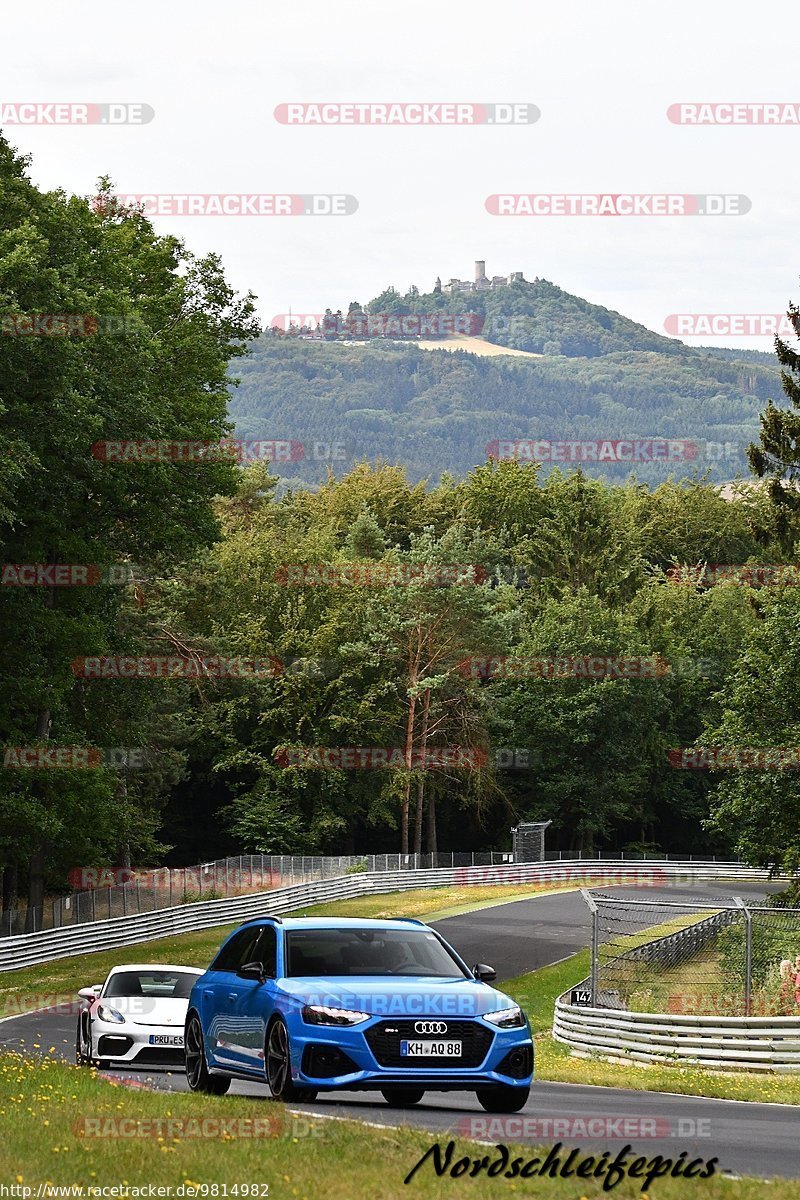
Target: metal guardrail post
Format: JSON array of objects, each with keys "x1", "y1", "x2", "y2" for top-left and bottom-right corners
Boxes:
[
  {"x1": 733, "y1": 897, "x2": 752, "y2": 1016},
  {"x1": 581, "y1": 888, "x2": 599, "y2": 1006},
  {"x1": 744, "y1": 906, "x2": 753, "y2": 1017}
]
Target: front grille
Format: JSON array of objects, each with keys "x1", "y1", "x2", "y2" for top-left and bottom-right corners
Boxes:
[
  {"x1": 132, "y1": 1048, "x2": 185, "y2": 1067},
  {"x1": 365, "y1": 1019, "x2": 493, "y2": 1068},
  {"x1": 497, "y1": 1045, "x2": 533, "y2": 1080}
]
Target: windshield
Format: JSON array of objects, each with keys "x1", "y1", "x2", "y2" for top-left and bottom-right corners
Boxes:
[
  {"x1": 104, "y1": 971, "x2": 197, "y2": 999},
  {"x1": 284, "y1": 928, "x2": 469, "y2": 978}
]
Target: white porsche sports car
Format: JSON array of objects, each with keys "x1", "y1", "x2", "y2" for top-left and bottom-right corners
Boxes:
[{"x1": 76, "y1": 964, "x2": 203, "y2": 1069}]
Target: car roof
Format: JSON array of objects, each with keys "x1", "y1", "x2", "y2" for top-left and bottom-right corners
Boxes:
[
  {"x1": 240, "y1": 916, "x2": 430, "y2": 932},
  {"x1": 104, "y1": 964, "x2": 204, "y2": 975}
]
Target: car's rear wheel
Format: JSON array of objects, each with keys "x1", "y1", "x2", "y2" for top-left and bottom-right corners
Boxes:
[
  {"x1": 380, "y1": 1088, "x2": 425, "y2": 1107},
  {"x1": 75, "y1": 1015, "x2": 93, "y2": 1067},
  {"x1": 476, "y1": 1085, "x2": 530, "y2": 1113},
  {"x1": 185, "y1": 1013, "x2": 230, "y2": 1095},
  {"x1": 265, "y1": 1018, "x2": 317, "y2": 1103}
]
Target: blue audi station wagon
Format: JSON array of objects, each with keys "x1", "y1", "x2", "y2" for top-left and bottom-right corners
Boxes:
[{"x1": 186, "y1": 916, "x2": 533, "y2": 1112}]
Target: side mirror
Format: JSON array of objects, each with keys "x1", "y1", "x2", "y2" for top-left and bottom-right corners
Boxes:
[
  {"x1": 473, "y1": 963, "x2": 497, "y2": 983},
  {"x1": 237, "y1": 961, "x2": 266, "y2": 983},
  {"x1": 78, "y1": 986, "x2": 101, "y2": 1001}
]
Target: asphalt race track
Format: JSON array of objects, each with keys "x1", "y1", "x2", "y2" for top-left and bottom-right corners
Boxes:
[{"x1": 1, "y1": 880, "x2": 795, "y2": 1179}]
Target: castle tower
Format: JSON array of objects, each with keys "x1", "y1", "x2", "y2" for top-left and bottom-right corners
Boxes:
[{"x1": 474, "y1": 260, "x2": 486, "y2": 282}]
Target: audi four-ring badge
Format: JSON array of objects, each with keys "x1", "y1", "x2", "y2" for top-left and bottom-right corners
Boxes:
[{"x1": 185, "y1": 916, "x2": 534, "y2": 1112}]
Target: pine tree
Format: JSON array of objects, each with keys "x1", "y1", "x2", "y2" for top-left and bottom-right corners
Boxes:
[
  {"x1": 748, "y1": 304, "x2": 800, "y2": 546},
  {"x1": 345, "y1": 507, "x2": 386, "y2": 559}
]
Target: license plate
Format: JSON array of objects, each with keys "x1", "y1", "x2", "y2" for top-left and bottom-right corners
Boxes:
[
  {"x1": 400, "y1": 1039, "x2": 462, "y2": 1057},
  {"x1": 149, "y1": 1034, "x2": 184, "y2": 1047}
]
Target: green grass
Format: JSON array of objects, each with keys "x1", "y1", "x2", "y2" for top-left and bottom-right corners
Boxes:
[
  {"x1": 0, "y1": 1051, "x2": 794, "y2": 1198},
  {"x1": 626, "y1": 947, "x2": 725, "y2": 1015},
  {"x1": 291, "y1": 881, "x2": 580, "y2": 921}
]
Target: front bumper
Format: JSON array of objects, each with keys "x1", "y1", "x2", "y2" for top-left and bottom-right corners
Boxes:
[
  {"x1": 92, "y1": 1021, "x2": 185, "y2": 1067},
  {"x1": 285, "y1": 1013, "x2": 534, "y2": 1092}
]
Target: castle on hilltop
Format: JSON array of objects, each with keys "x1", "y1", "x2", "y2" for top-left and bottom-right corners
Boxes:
[{"x1": 436, "y1": 260, "x2": 525, "y2": 295}]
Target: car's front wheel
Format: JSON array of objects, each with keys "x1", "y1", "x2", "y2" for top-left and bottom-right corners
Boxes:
[
  {"x1": 380, "y1": 1088, "x2": 425, "y2": 1107},
  {"x1": 265, "y1": 1018, "x2": 317, "y2": 1103},
  {"x1": 75, "y1": 1015, "x2": 93, "y2": 1067},
  {"x1": 476, "y1": 1085, "x2": 530, "y2": 1113},
  {"x1": 185, "y1": 1014, "x2": 230, "y2": 1095}
]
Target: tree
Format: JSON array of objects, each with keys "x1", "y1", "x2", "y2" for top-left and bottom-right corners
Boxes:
[
  {"x1": 354, "y1": 523, "x2": 515, "y2": 853},
  {"x1": 0, "y1": 139, "x2": 258, "y2": 922},
  {"x1": 493, "y1": 590, "x2": 671, "y2": 851},
  {"x1": 748, "y1": 301, "x2": 800, "y2": 547},
  {"x1": 704, "y1": 590, "x2": 800, "y2": 882}
]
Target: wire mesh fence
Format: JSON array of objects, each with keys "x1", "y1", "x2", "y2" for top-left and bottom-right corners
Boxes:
[
  {"x1": 512, "y1": 821, "x2": 551, "y2": 862},
  {"x1": 0, "y1": 846, "x2": 749, "y2": 939},
  {"x1": 0, "y1": 850, "x2": 519, "y2": 937},
  {"x1": 585, "y1": 891, "x2": 800, "y2": 1017}
]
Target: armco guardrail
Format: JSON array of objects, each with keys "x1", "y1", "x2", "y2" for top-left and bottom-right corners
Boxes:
[
  {"x1": 8, "y1": 848, "x2": 746, "y2": 937},
  {"x1": 553, "y1": 992, "x2": 800, "y2": 1072},
  {"x1": 610, "y1": 907, "x2": 740, "y2": 972},
  {"x1": 0, "y1": 859, "x2": 773, "y2": 973},
  {"x1": 554, "y1": 897, "x2": 800, "y2": 1072}
]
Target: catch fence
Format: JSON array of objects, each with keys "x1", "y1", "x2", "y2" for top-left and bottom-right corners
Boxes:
[
  {"x1": 584, "y1": 891, "x2": 800, "y2": 1017},
  {"x1": 0, "y1": 848, "x2": 748, "y2": 938}
]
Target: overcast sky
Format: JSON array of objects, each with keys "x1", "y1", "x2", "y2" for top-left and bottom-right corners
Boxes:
[{"x1": 1, "y1": 1, "x2": 797, "y2": 349}]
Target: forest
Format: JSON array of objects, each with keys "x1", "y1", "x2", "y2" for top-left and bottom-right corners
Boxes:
[{"x1": 2, "y1": 131, "x2": 800, "y2": 925}]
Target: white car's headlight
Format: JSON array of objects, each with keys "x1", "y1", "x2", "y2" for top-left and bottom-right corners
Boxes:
[
  {"x1": 484, "y1": 1005, "x2": 526, "y2": 1029},
  {"x1": 97, "y1": 1004, "x2": 126, "y2": 1024},
  {"x1": 302, "y1": 1004, "x2": 370, "y2": 1026}
]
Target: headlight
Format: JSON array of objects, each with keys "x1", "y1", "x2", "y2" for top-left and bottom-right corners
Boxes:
[
  {"x1": 484, "y1": 1005, "x2": 526, "y2": 1028},
  {"x1": 302, "y1": 1004, "x2": 370, "y2": 1026},
  {"x1": 97, "y1": 1004, "x2": 126, "y2": 1024}
]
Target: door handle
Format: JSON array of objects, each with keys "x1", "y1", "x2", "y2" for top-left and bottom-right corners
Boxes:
[{"x1": 228, "y1": 993, "x2": 237, "y2": 1002}]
